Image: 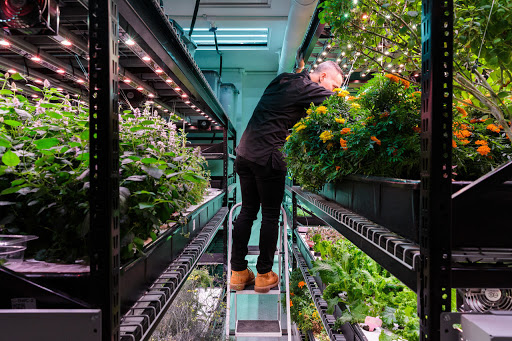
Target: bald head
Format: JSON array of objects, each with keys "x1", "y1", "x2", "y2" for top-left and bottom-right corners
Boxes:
[{"x1": 310, "y1": 61, "x2": 344, "y2": 91}]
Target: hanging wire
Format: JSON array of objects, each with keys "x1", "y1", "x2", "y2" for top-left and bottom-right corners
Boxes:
[
  {"x1": 74, "y1": 54, "x2": 88, "y2": 79},
  {"x1": 475, "y1": 0, "x2": 496, "y2": 69}
]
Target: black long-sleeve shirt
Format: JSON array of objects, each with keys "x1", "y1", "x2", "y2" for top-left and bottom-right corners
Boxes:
[{"x1": 236, "y1": 70, "x2": 334, "y2": 171}]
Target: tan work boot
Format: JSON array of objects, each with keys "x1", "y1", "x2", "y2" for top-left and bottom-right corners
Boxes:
[
  {"x1": 230, "y1": 268, "x2": 255, "y2": 291},
  {"x1": 254, "y1": 271, "x2": 279, "y2": 293}
]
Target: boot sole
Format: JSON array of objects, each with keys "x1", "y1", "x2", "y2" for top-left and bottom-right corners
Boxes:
[
  {"x1": 254, "y1": 281, "x2": 278, "y2": 293},
  {"x1": 230, "y1": 278, "x2": 255, "y2": 291}
]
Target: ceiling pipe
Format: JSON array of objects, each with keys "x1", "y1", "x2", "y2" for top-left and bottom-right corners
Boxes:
[{"x1": 277, "y1": 0, "x2": 319, "y2": 75}]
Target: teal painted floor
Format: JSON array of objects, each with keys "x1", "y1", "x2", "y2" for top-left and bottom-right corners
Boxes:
[{"x1": 227, "y1": 213, "x2": 298, "y2": 340}]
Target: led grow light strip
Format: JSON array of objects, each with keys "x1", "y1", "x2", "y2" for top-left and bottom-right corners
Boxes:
[
  {"x1": 119, "y1": 30, "x2": 219, "y2": 125},
  {"x1": 0, "y1": 34, "x2": 89, "y2": 88}
]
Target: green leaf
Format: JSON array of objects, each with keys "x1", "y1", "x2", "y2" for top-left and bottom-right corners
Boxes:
[
  {"x1": 123, "y1": 110, "x2": 132, "y2": 114},
  {"x1": 47, "y1": 111, "x2": 63, "y2": 119},
  {"x1": 0, "y1": 89, "x2": 14, "y2": 95},
  {"x1": 0, "y1": 138, "x2": 11, "y2": 148},
  {"x1": 138, "y1": 202, "x2": 155, "y2": 209},
  {"x1": 3, "y1": 120, "x2": 22, "y2": 127},
  {"x1": 150, "y1": 231, "x2": 158, "y2": 241},
  {"x1": 16, "y1": 95, "x2": 28, "y2": 102},
  {"x1": 497, "y1": 91, "x2": 510, "y2": 99},
  {"x1": 0, "y1": 185, "x2": 25, "y2": 195},
  {"x1": 27, "y1": 85, "x2": 42, "y2": 92},
  {"x1": 141, "y1": 157, "x2": 158, "y2": 164},
  {"x1": 11, "y1": 73, "x2": 25, "y2": 81},
  {"x1": 80, "y1": 130, "x2": 89, "y2": 141},
  {"x1": 2, "y1": 150, "x2": 20, "y2": 167},
  {"x1": 182, "y1": 172, "x2": 205, "y2": 183},
  {"x1": 141, "y1": 120, "x2": 154, "y2": 126},
  {"x1": 34, "y1": 138, "x2": 59, "y2": 150},
  {"x1": 11, "y1": 179, "x2": 25, "y2": 186},
  {"x1": 69, "y1": 142, "x2": 81, "y2": 148},
  {"x1": 76, "y1": 153, "x2": 89, "y2": 161},
  {"x1": 40, "y1": 103, "x2": 59, "y2": 109}
]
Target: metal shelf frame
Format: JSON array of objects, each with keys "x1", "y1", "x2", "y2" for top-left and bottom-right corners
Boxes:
[
  {"x1": 289, "y1": 1, "x2": 511, "y2": 341},
  {"x1": 1, "y1": 1, "x2": 237, "y2": 340}
]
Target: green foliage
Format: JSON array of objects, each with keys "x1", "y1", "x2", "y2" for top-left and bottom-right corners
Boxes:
[
  {"x1": 311, "y1": 234, "x2": 420, "y2": 340},
  {"x1": 0, "y1": 74, "x2": 209, "y2": 263},
  {"x1": 319, "y1": 0, "x2": 512, "y2": 141},
  {"x1": 284, "y1": 75, "x2": 512, "y2": 191},
  {"x1": 286, "y1": 268, "x2": 325, "y2": 337}
]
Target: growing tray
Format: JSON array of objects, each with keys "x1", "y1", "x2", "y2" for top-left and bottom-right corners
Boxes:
[
  {"x1": 292, "y1": 229, "x2": 366, "y2": 341},
  {"x1": 319, "y1": 175, "x2": 512, "y2": 248},
  {"x1": 2, "y1": 188, "x2": 225, "y2": 313}
]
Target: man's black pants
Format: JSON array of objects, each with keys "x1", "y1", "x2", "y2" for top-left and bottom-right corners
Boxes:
[{"x1": 230, "y1": 156, "x2": 286, "y2": 274}]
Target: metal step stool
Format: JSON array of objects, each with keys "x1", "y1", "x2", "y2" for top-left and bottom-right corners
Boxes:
[{"x1": 225, "y1": 203, "x2": 292, "y2": 340}]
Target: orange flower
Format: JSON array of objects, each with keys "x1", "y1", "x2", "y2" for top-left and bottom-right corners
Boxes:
[
  {"x1": 455, "y1": 130, "x2": 472, "y2": 139},
  {"x1": 298, "y1": 281, "x2": 305, "y2": 288},
  {"x1": 336, "y1": 166, "x2": 341, "y2": 171},
  {"x1": 462, "y1": 98, "x2": 473, "y2": 106},
  {"x1": 400, "y1": 79, "x2": 410, "y2": 89},
  {"x1": 477, "y1": 145, "x2": 491, "y2": 156},
  {"x1": 347, "y1": 96, "x2": 356, "y2": 101},
  {"x1": 456, "y1": 106, "x2": 468, "y2": 117},
  {"x1": 290, "y1": 293, "x2": 295, "y2": 297},
  {"x1": 413, "y1": 126, "x2": 421, "y2": 133},
  {"x1": 370, "y1": 136, "x2": 381, "y2": 145},
  {"x1": 452, "y1": 139, "x2": 457, "y2": 148},
  {"x1": 487, "y1": 124, "x2": 500, "y2": 133},
  {"x1": 290, "y1": 300, "x2": 293, "y2": 307},
  {"x1": 460, "y1": 139, "x2": 470, "y2": 145},
  {"x1": 385, "y1": 74, "x2": 399, "y2": 83},
  {"x1": 412, "y1": 91, "x2": 421, "y2": 96},
  {"x1": 380, "y1": 112, "x2": 390, "y2": 118},
  {"x1": 475, "y1": 139, "x2": 488, "y2": 145},
  {"x1": 340, "y1": 138, "x2": 348, "y2": 149},
  {"x1": 340, "y1": 127, "x2": 351, "y2": 135}
]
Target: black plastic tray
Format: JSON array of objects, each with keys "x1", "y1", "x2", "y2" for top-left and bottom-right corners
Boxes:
[{"x1": 319, "y1": 175, "x2": 512, "y2": 248}]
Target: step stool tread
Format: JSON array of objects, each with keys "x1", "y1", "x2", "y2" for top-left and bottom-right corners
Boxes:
[{"x1": 236, "y1": 320, "x2": 282, "y2": 337}]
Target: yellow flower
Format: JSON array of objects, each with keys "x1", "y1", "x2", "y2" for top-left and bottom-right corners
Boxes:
[
  {"x1": 306, "y1": 108, "x2": 313, "y2": 115},
  {"x1": 335, "y1": 118, "x2": 346, "y2": 124},
  {"x1": 337, "y1": 90, "x2": 350, "y2": 98},
  {"x1": 319, "y1": 130, "x2": 333, "y2": 143},
  {"x1": 286, "y1": 135, "x2": 291, "y2": 141},
  {"x1": 351, "y1": 103, "x2": 361, "y2": 109},
  {"x1": 332, "y1": 88, "x2": 342, "y2": 93},
  {"x1": 316, "y1": 106, "x2": 328, "y2": 114},
  {"x1": 295, "y1": 124, "x2": 307, "y2": 132}
]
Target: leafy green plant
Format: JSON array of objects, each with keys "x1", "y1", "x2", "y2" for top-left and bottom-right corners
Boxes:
[
  {"x1": 285, "y1": 268, "x2": 325, "y2": 339},
  {"x1": 0, "y1": 72, "x2": 209, "y2": 262},
  {"x1": 283, "y1": 75, "x2": 512, "y2": 190},
  {"x1": 319, "y1": 0, "x2": 512, "y2": 140},
  {"x1": 311, "y1": 234, "x2": 419, "y2": 341}
]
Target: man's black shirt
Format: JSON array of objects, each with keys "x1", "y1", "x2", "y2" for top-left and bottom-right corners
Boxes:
[{"x1": 236, "y1": 71, "x2": 334, "y2": 171}]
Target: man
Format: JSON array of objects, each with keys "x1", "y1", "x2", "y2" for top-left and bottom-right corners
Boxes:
[{"x1": 230, "y1": 61, "x2": 344, "y2": 293}]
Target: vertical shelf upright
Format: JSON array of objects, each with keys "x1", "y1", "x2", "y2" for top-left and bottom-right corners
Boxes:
[
  {"x1": 419, "y1": 0, "x2": 454, "y2": 338},
  {"x1": 88, "y1": 0, "x2": 121, "y2": 339}
]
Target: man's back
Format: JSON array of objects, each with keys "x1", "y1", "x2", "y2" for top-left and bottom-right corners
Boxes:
[{"x1": 237, "y1": 71, "x2": 334, "y2": 170}]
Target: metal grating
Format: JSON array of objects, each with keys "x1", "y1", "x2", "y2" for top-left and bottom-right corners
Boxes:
[{"x1": 119, "y1": 207, "x2": 228, "y2": 341}]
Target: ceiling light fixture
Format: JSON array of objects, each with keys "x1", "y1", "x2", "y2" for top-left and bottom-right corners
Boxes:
[
  {"x1": 31, "y1": 56, "x2": 41, "y2": 62},
  {"x1": 142, "y1": 56, "x2": 151, "y2": 61},
  {"x1": 56, "y1": 69, "x2": 65, "y2": 74},
  {"x1": 7, "y1": 69, "x2": 16, "y2": 73},
  {"x1": 166, "y1": 79, "x2": 173, "y2": 83},
  {"x1": 137, "y1": 86, "x2": 143, "y2": 91},
  {"x1": 0, "y1": 39, "x2": 10, "y2": 46},
  {"x1": 61, "y1": 40, "x2": 72, "y2": 46},
  {"x1": 126, "y1": 38, "x2": 135, "y2": 46},
  {"x1": 77, "y1": 79, "x2": 85, "y2": 83},
  {"x1": 123, "y1": 78, "x2": 131, "y2": 83},
  {"x1": 155, "y1": 69, "x2": 163, "y2": 74}
]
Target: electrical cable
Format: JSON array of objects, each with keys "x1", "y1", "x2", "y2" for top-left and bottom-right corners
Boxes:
[
  {"x1": 189, "y1": 0, "x2": 201, "y2": 37},
  {"x1": 210, "y1": 26, "x2": 223, "y2": 79},
  {"x1": 474, "y1": 0, "x2": 496, "y2": 72}
]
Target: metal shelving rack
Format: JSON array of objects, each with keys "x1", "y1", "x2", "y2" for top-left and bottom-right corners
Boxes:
[
  {"x1": 0, "y1": 1, "x2": 236, "y2": 340},
  {"x1": 285, "y1": 0, "x2": 512, "y2": 340}
]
